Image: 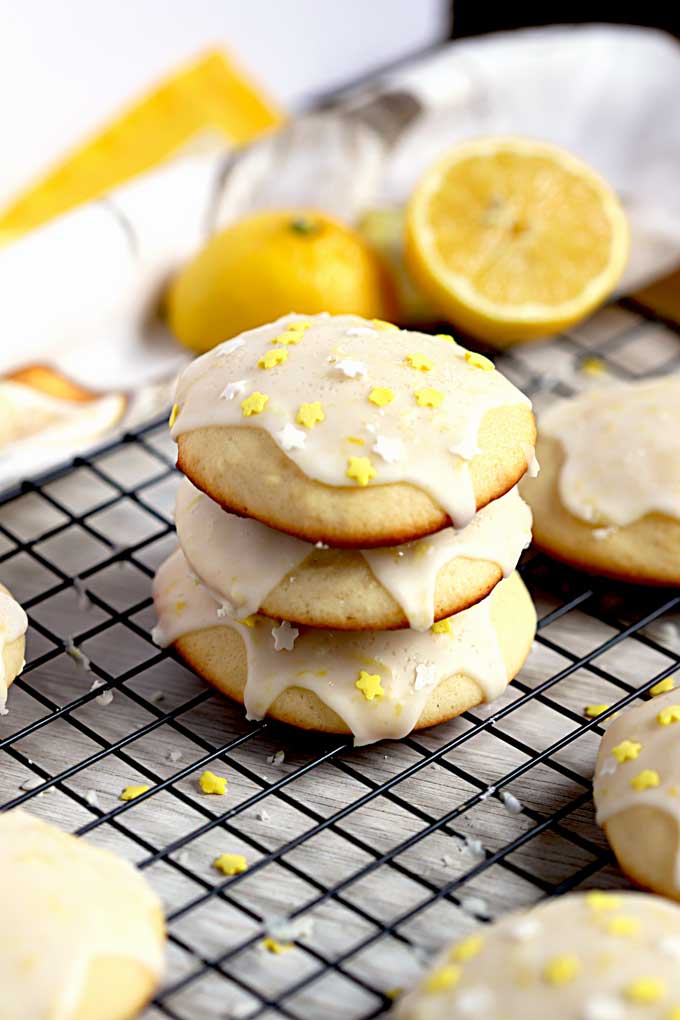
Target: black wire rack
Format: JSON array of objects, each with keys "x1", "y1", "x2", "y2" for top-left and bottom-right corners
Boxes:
[{"x1": 1, "y1": 298, "x2": 679, "y2": 1019}]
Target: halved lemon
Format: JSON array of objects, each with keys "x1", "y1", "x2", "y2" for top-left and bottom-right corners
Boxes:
[{"x1": 405, "y1": 137, "x2": 630, "y2": 345}]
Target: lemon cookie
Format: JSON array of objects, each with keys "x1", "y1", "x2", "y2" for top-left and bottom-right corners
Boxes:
[
  {"x1": 0, "y1": 809, "x2": 165, "y2": 1020},
  {"x1": 594, "y1": 689, "x2": 680, "y2": 900},
  {"x1": 153, "y1": 549, "x2": 535, "y2": 745},
  {"x1": 395, "y1": 891, "x2": 680, "y2": 1020},
  {"x1": 0, "y1": 581, "x2": 27, "y2": 710},
  {"x1": 521, "y1": 377, "x2": 680, "y2": 584},
  {"x1": 175, "y1": 479, "x2": 532, "y2": 631},
  {"x1": 172, "y1": 314, "x2": 536, "y2": 546}
]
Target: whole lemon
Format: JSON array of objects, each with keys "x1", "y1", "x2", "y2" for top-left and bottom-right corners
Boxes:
[{"x1": 167, "y1": 209, "x2": 397, "y2": 353}]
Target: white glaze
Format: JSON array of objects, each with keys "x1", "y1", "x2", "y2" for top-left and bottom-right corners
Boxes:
[
  {"x1": 153, "y1": 549, "x2": 513, "y2": 746},
  {"x1": 541, "y1": 377, "x2": 680, "y2": 526},
  {"x1": 0, "y1": 809, "x2": 163, "y2": 1020},
  {"x1": 174, "y1": 480, "x2": 532, "y2": 631},
  {"x1": 172, "y1": 314, "x2": 532, "y2": 529},
  {"x1": 0, "y1": 589, "x2": 27, "y2": 707}
]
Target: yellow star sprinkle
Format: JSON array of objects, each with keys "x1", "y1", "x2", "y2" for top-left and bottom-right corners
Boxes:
[
  {"x1": 199, "y1": 770, "x2": 228, "y2": 795},
  {"x1": 450, "y1": 934, "x2": 484, "y2": 962},
  {"x1": 346, "y1": 436, "x2": 365, "y2": 445},
  {"x1": 415, "y1": 387, "x2": 444, "y2": 408},
  {"x1": 432, "y1": 619, "x2": 452, "y2": 634},
  {"x1": 355, "y1": 670, "x2": 385, "y2": 701},
  {"x1": 585, "y1": 704, "x2": 610, "y2": 718},
  {"x1": 611, "y1": 740, "x2": 642, "y2": 763},
  {"x1": 286, "y1": 321, "x2": 310, "y2": 332},
  {"x1": 238, "y1": 616, "x2": 257, "y2": 628},
  {"x1": 372, "y1": 319, "x2": 399, "y2": 331},
  {"x1": 368, "y1": 386, "x2": 394, "y2": 407},
  {"x1": 424, "y1": 965, "x2": 461, "y2": 994},
  {"x1": 213, "y1": 853, "x2": 248, "y2": 876},
  {"x1": 436, "y1": 333, "x2": 457, "y2": 344},
  {"x1": 261, "y1": 937, "x2": 292, "y2": 954},
  {"x1": 272, "y1": 332, "x2": 303, "y2": 345},
  {"x1": 258, "y1": 348, "x2": 288, "y2": 369},
  {"x1": 405, "y1": 352, "x2": 434, "y2": 371},
  {"x1": 651, "y1": 677, "x2": 676, "y2": 697},
  {"x1": 658, "y1": 705, "x2": 680, "y2": 726},
  {"x1": 241, "y1": 392, "x2": 269, "y2": 417},
  {"x1": 543, "y1": 954, "x2": 581, "y2": 985},
  {"x1": 464, "y1": 351, "x2": 495, "y2": 371},
  {"x1": 606, "y1": 915, "x2": 640, "y2": 937},
  {"x1": 581, "y1": 356, "x2": 606, "y2": 377},
  {"x1": 168, "y1": 403, "x2": 179, "y2": 428},
  {"x1": 586, "y1": 892, "x2": 621, "y2": 912},
  {"x1": 631, "y1": 769, "x2": 660, "y2": 792},
  {"x1": 120, "y1": 784, "x2": 150, "y2": 801},
  {"x1": 296, "y1": 401, "x2": 325, "y2": 428},
  {"x1": 625, "y1": 977, "x2": 666, "y2": 1004},
  {"x1": 668, "y1": 1006, "x2": 680, "y2": 1020},
  {"x1": 346, "y1": 457, "x2": 376, "y2": 486}
]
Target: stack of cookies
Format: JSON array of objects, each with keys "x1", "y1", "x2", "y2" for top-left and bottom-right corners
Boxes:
[{"x1": 153, "y1": 314, "x2": 538, "y2": 745}]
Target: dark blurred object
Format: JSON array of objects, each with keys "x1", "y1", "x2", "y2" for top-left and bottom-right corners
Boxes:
[{"x1": 451, "y1": 2, "x2": 680, "y2": 39}]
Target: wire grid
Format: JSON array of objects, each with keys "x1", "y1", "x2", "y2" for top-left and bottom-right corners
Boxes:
[{"x1": 1, "y1": 298, "x2": 679, "y2": 1019}]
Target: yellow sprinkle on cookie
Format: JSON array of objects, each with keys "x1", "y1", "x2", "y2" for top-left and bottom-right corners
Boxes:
[
  {"x1": 405, "y1": 352, "x2": 433, "y2": 371},
  {"x1": 346, "y1": 436, "x2": 365, "y2": 445},
  {"x1": 199, "y1": 770, "x2": 228, "y2": 795},
  {"x1": 658, "y1": 705, "x2": 680, "y2": 726},
  {"x1": 372, "y1": 319, "x2": 399, "y2": 332},
  {"x1": 431, "y1": 619, "x2": 452, "y2": 634},
  {"x1": 120, "y1": 784, "x2": 150, "y2": 801},
  {"x1": 611, "y1": 740, "x2": 642, "y2": 763},
  {"x1": 606, "y1": 915, "x2": 640, "y2": 937},
  {"x1": 631, "y1": 769, "x2": 660, "y2": 791},
  {"x1": 168, "y1": 403, "x2": 179, "y2": 428},
  {"x1": 296, "y1": 401, "x2": 325, "y2": 428},
  {"x1": 368, "y1": 386, "x2": 394, "y2": 407},
  {"x1": 213, "y1": 853, "x2": 248, "y2": 876},
  {"x1": 586, "y1": 892, "x2": 621, "y2": 912},
  {"x1": 585, "y1": 704, "x2": 610, "y2": 718},
  {"x1": 273, "y1": 332, "x2": 303, "y2": 346},
  {"x1": 543, "y1": 954, "x2": 581, "y2": 985},
  {"x1": 424, "y1": 965, "x2": 461, "y2": 994},
  {"x1": 667, "y1": 1006, "x2": 680, "y2": 1020},
  {"x1": 238, "y1": 616, "x2": 257, "y2": 628},
  {"x1": 356, "y1": 670, "x2": 384, "y2": 701},
  {"x1": 625, "y1": 977, "x2": 666, "y2": 1004},
  {"x1": 346, "y1": 457, "x2": 376, "y2": 486},
  {"x1": 241, "y1": 392, "x2": 269, "y2": 417},
  {"x1": 415, "y1": 387, "x2": 444, "y2": 408},
  {"x1": 261, "y1": 937, "x2": 292, "y2": 954},
  {"x1": 286, "y1": 321, "x2": 310, "y2": 333},
  {"x1": 259, "y1": 348, "x2": 288, "y2": 369},
  {"x1": 436, "y1": 333, "x2": 457, "y2": 344},
  {"x1": 581, "y1": 356, "x2": 606, "y2": 377},
  {"x1": 464, "y1": 351, "x2": 495, "y2": 371},
  {"x1": 449, "y1": 934, "x2": 484, "y2": 962},
  {"x1": 651, "y1": 677, "x2": 676, "y2": 697}
]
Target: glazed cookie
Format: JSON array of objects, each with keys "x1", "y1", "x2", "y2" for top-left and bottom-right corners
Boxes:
[
  {"x1": 521, "y1": 378, "x2": 680, "y2": 584},
  {"x1": 175, "y1": 479, "x2": 532, "y2": 631},
  {"x1": 594, "y1": 688, "x2": 680, "y2": 900},
  {"x1": 172, "y1": 313, "x2": 536, "y2": 546},
  {"x1": 0, "y1": 581, "x2": 27, "y2": 709},
  {"x1": 394, "y1": 891, "x2": 680, "y2": 1020},
  {"x1": 153, "y1": 550, "x2": 535, "y2": 745},
  {"x1": 0, "y1": 808, "x2": 165, "y2": 1020}
]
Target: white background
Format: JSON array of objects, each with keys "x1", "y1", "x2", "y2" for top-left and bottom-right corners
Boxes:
[{"x1": 0, "y1": 0, "x2": 449, "y2": 206}]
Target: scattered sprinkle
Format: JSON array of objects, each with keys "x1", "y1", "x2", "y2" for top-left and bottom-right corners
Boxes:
[
  {"x1": 611, "y1": 740, "x2": 642, "y2": 763},
  {"x1": 356, "y1": 671, "x2": 385, "y2": 701},
  {"x1": 507, "y1": 917, "x2": 541, "y2": 941},
  {"x1": 346, "y1": 456, "x2": 376, "y2": 486},
  {"x1": 200, "y1": 770, "x2": 228, "y2": 795},
  {"x1": 150, "y1": 690, "x2": 166, "y2": 705},
  {"x1": 65, "y1": 637, "x2": 91, "y2": 671},
  {"x1": 659, "y1": 935, "x2": 680, "y2": 959},
  {"x1": 213, "y1": 853, "x2": 248, "y2": 876},
  {"x1": 336, "y1": 359, "x2": 367, "y2": 379},
  {"x1": 275, "y1": 423, "x2": 307, "y2": 451},
  {"x1": 84, "y1": 789, "x2": 99, "y2": 808},
  {"x1": 449, "y1": 934, "x2": 484, "y2": 962},
  {"x1": 586, "y1": 892, "x2": 621, "y2": 912},
  {"x1": 296, "y1": 401, "x2": 325, "y2": 428},
  {"x1": 261, "y1": 937, "x2": 292, "y2": 954},
  {"x1": 460, "y1": 895, "x2": 490, "y2": 918},
  {"x1": 425, "y1": 965, "x2": 461, "y2": 994},
  {"x1": 259, "y1": 348, "x2": 288, "y2": 370},
  {"x1": 256, "y1": 808, "x2": 270, "y2": 822},
  {"x1": 624, "y1": 977, "x2": 666, "y2": 1005},
  {"x1": 272, "y1": 332, "x2": 303, "y2": 346},
  {"x1": 414, "y1": 387, "x2": 444, "y2": 408},
  {"x1": 436, "y1": 333, "x2": 457, "y2": 344},
  {"x1": 658, "y1": 705, "x2": 680, "y2": 726},
  {"x1": 168, "y1": 403, "x2": 179, "y2": 428},
  {"x1": 592, "y1": 526, "x2": 617, "y2": 541},
  {"x1": 631, "y1": 769, "x2": 660, "y2": 791},
  {"x1": 543, "y1": 954, "x2": 581, "y2": 985},
  {"x1": 268, "y1": 750, "x2": 285, "y2": 766},
  {"x1": 455, "y1": 988, "x2": 494, "y2": 1016},
  {"x1": 606, "y1": 915, "x2": 640, "y2": 937},
  {"x1": 479, "y1": 786, "x2": 496, "y2": 802},
  {"x1": 651, "y1": 677, "x2": 676, "y2": 697},
  {"x1": 241, "y1": 392, "x2": 269, "y2": 417},
  {"x1": 272, "y1": 620, "x2": 299, "y2": 652},
  {"x1": 582, "y1": 995, "x2": 625, "y2": 1020},
  {"x1": 238, "y1": 616, "x2": 257, "y2": 628},
  {"x1": 120, "y1": 784, "x2": 150, "y2": 801},
  {"x1": 345, "y1": 327, "x2": 377, "y2": 337},
  {"x1": 581, "y1": 356, "x2": 606, "y2": 377},
  {"x1": 500, "y1": 790, "x2": 523, "y2": 815},
  {"x1": 372, "y1": 435, "x2": 403, "y2": 464},
  {"x1": 372, "y1": 319, "x2": 399, "y2": 332},
  {"x1": 167, "y1": 749, "x2": 183, "y2": 764},
  {"x1": 464, "y1": 351, "x2": 494, "y2": 371},
  {"x1": 346, "y1": 435, "x2": 365, "y2": 445},
  {"x1": 585, "y1": 704, "x2": 610, "y2": 718},
  {"x1": 463, "y1": 834, "x2": 485, "y2": 860},
  {"x1": 220, "y1": 380, "x2": 248, "y2": 400},
  {"x1": 414, "y1": 664, "x2": 438, "y2": 691},
  {"x1": 405, "y1": 352, "x2": 433, "y2": 371},
  {"x1": 368, "y1": 386, "x2": 394, "y2": 407},
  {"x1": 20, "y1": 777, "x2": 50, "y2": 794},
  {"x1": 431, "y1": 618, "x2": 452, "y2": 634}
]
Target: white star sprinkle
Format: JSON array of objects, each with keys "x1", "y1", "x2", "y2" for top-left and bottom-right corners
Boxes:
[
  {"x1": 220, "y1": 380, "x2": 247, "y2": 400},
  {"x1": 335, "y1": 359, "x2": 367, "y2": 379},
  {"x1": 582, "y1": 996, "x2": 625, "y2": 1020},
  {"x1": 372, "y1": 435, "x2": 403, "y2": 464},
  {"x1": 456, "y1": 988, "x2": 495, "y2": 1016},
  {"x1": 659, "y1": 935, "x2": 680, "y2": 959},
  {"x1": 215, "y1": 337, "x2": 245, "y2": 356},
  {"x1": 345, "y1": 327, "x2": 377, "y2": 337},
  {"x1": 413, "y1": 664, "x2": 438, "y2": 691},
  {"x1": 276, "y1": 423, "x2": 307, "y2": 451},
  {"x1": 507, "y1": 917, "x2": 540, "y2": 941},
  {"x1": 272, "y1": 620, "x2": 299, "y2": 652}
]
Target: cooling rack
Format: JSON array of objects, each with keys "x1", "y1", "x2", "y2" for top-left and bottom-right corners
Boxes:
[{"x1": 1, "y1": 298, "x2": 679, "y2": 1020}]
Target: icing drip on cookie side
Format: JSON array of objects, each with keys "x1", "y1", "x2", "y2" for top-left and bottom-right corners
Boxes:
[
  {"x1": 595, "y1": 689, "x2": 680, "y2": 888},
  {"x1": 0, "y1": 809, "x2": 163, "y2": 1020},
  {"x1": 171, "y1": 314, "x2": 533, "y2": 529},
  {"x1": 0, "y1": 589, "x2": 27, "y2": 707},
  {"x1": 153, "y1": 549, "x2": 511, "y2": 746},
  {"x1": 542, "y1": 377, "x2": 680, "y2": 526},
  {"x1": 175, "y1": 480, "x2": 532, "y2": 631}
]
